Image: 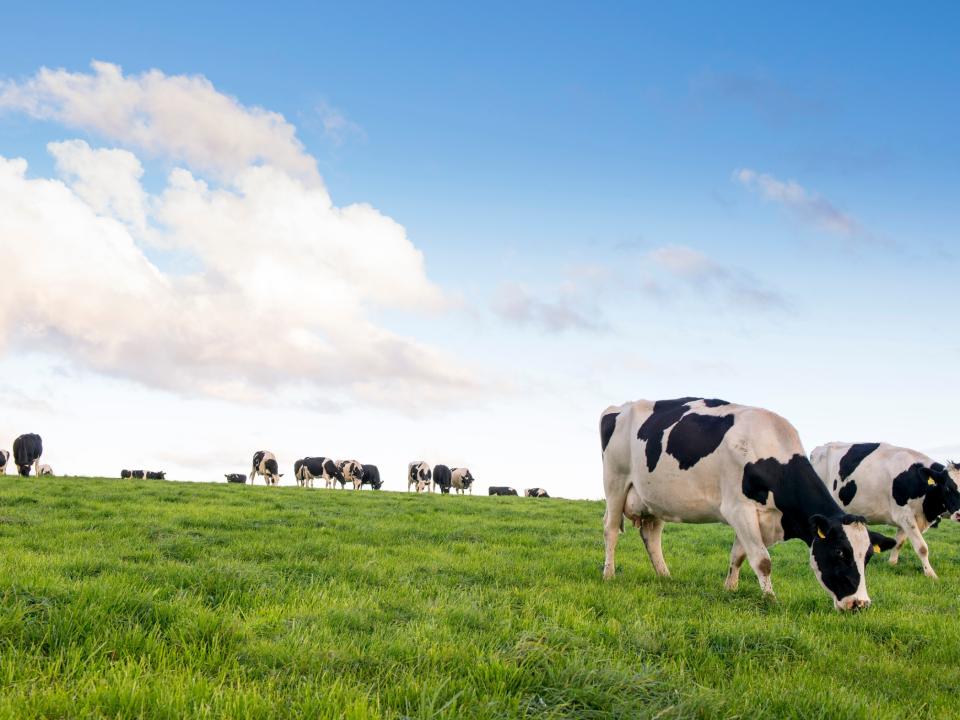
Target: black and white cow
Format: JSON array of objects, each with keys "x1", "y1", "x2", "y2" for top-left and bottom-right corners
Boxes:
[
  {"x1": 145, "y1": 471, "x2": 166, "y2": 480},
  {"x1": 225, "y1": 473, "x2": 247, "y2": 484},
  {"x1": 360, "y1": 464, "x2": 383, "y2": 490},
  {"x1": 121, "y1": 469, "x2": 132, "y2": 479},
  {"x1": 37, "y1": 464, "x2": 53, "y2": 476},
  {"x1": 525, "y1": 488, "x2": 550, "y2": 497},
  {"x1": 488, "y1": 486, "x2": 517, "y2": 496},
  {"x1": 811, "y1": 442, "x2": 960, "y2": 579},
  {"x1": 601, "y1": 397, "x2": 896, "y2": 611},
  {"x1": 13, "y1": 433, "x2": 42, "y2": 477},
  {"x1": 337, "y1": 460, "x2": 364, "y2": 489},
  {"x1": 250, "y1": 450, "x2": 282, "y2": 485},
  {"x1": 296, "y1": 456, "x2": 343, "y2": 488},
  {"x1": 131, "y1": 470, "x2": 145, "y2": 479},
  {"x1": 408, "y1": 461, "x2": 432, "y2": 492},
  {"x1": 0, "y1": 449, "x2": 9, "y2": 474},
  {"x1": 452, "y1": 468, "x2": 475, "y2": 495},
  {"x1": 432, "y1": 464, "x2": 452, "y2": 494}
]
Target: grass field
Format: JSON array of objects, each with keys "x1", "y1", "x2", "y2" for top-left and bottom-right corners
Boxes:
[{"x1": 1, "y1": 478, "x2": 958, "y2": 719}]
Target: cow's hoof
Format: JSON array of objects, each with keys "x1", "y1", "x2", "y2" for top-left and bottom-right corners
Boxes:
[
  {"x1": 888, "y1": 557, "x2": 899, "y2": 566},
  {"x1": 924, "y1": 568, "x2": 939, "y2": 580}
]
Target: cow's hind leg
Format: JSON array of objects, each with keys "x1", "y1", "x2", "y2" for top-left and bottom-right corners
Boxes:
[
  {"x1": 602, "y1": 488, "x2": 628, "y2": 580},
  {"x1": 724, "y1": 536, "x2": 747, "y2": 591},
  {"x1": 888, "y1": 528, "x2": 907, "y2": 565},
  {"x1": 639, "y1": 518, "x2": 670, "y2": 577}
]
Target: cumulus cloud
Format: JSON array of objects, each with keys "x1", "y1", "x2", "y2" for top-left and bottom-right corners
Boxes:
[
  {"x1": 0, "y1": 60, "x2": 320, "y2": 184},
  {"x1": 646, "y1": 244, "x2": 788, "y2": 311},
  {"x1": 492, "y1": 282, "x2": 603, "y2": 334},
  {"x1": 0, "y1": 62, "x2": 482, "y2": 411},
  {"x1": 734, "y1": 168, "x2": 864, "y2": 239}
]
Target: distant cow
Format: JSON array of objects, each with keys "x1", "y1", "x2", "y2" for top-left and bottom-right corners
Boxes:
[
  {"x1": 811, "y1": 442, "x2": 960, "y2": 579},
  {"x1": 337, "y1": 460, "x2": 364, "y2": 489},
  {"x1": 0, "y1": 450, "x2": 9, "y2": 474},
  {"x1": 250, "y1": 450, "x2": 282, "y2": 485},
  {"x1": 408, "y1": 461, "x2": 432, "y2": 492},
  {"x1": 145, "y1": 471, "x2": 166, "y2": 480},
  {"x1": 452, "y1": 468, "x2": 475, "y2": 495},
  {"x1": 13, "y1": 433, "x2": 42, "y2": 476},
  {"x1": 360, "y1": 464, "x2": 383, "y2": 490},
  {"x1": 601, "y1": 397, "x2": 895, "y2": 611},
  {"x1": 433, "y1": 464, "x2": 452, "y2": 494},
  {"x1": 525, "y1": 488, "x2": 550, "y2": 497},
  {"x1": 225, "y1": 473, "x2": 247, "y2": 484},
  {"x1": 131, "y1": 470, "x2": 145, "y2": 479},
  {"x1": 37, "y1": 464, "x2": 53, "y2": 476},
  {"x1": 296, "y1": 457, "x2": 343, "y2": 488},
  {"x1": 488, "y1": 486, "x2": 517, "y2": 496},
  {"x1": 121, "y1": 469, "x2": 132, "y2": 479}
]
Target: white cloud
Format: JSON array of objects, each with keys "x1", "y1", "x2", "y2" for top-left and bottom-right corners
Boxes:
[
  {"x1": 734, "y1": 168, "x2": 863, "y2": 239},
  {"x1": 316, "y1": 101, "x2": 365, "y2": 146},
  {"x1": 0, "y1": 60, "x2": 320, "y2": 184},
  {"x1": 0, "y1": 63, "x2": 483, "y2": 411},
  {"x1": 492, "y1": 282, "x2": 604, "y2": 334}
]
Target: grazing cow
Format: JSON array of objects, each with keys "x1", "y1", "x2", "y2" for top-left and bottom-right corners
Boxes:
[
  {"x1": 601, "y1": 397, "x2": 896, "y2": 611},
  {"x1": 121, "y1": 469, "x2": 132, "y2": 479},
  {"x1": 337, "y1": 460, "x2": 364, "y2": 489},
  {"x1": 145, "y1": 471, "x2": 166, "y2": 480},
  {"x1": 225, "y1": 473, "x2": 247, "y2": 484},
  {"x1": 488, "y1": 486, "x2": 517, "y2": 496},
  {"x1": 432, "y1": 464, "x2": 452, "y2": 494},
  {"x1": 250, "y1": 450, "x2": 283, "y2": 485},
  {"x1": 131, "y1": 470, "x2": 145, "y2": 479},
  {"x1": 13, "y1": 433, "x2": 42, "y2": 476},
  {"x1": 296, "y1": 457, "x2": 343, "y2": 488},
  {"x1": 0, "y1": 449, "x2": 9, "y2": 474},
  {"x1": 525, "y1": 488, "x2": 550, "y2": 497},
  {"x1": 360, "y1": 464, "x2": 383, "y2": 490},
  {"x1": 452, "y1": 468, "x2": 475, "y2": 495},
  {"x1": 37, "y1": 464, "x2": 53, "y2": 476},
  {"x1": 811, "y1": 442, "x2": 960, "y2": 579},
  {"x1": 408, "y1": 461, "x2": 432, "y2": 492}
]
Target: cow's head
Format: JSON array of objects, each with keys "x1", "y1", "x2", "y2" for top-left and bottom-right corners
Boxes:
[
  {"x1": 925, "y1": 463, "x2": 960, "y2": 522},
  {"x1": 809, "y1": 514, "x2": 895, "y2": 611},
  {"x1": 17, "y1": 463, "x2": 31, "y2": 476}
]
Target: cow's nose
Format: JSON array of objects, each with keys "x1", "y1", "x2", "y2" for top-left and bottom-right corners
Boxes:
[
  {"x1": 848, "y1": 598, "x2": 870, "y2": 611},
  {"x1": 951, "y1": 512, "x2": 960, "y2": 522}
]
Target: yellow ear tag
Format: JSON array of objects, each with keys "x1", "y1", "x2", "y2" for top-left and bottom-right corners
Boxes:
[
  {"x1": 817, "y1": 528, "x2": 826, "y2": 539},
  {"x1": 873, "y1": 544, "x2": 881, "y2": 553},
  {"x1": 928, "y1": 477, "x2": 937, "y2": 486}
]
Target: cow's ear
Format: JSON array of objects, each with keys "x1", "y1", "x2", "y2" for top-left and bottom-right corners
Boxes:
[
  {"x1": 868, "y1": 530, "x2": 897, "y2": 553},
  {"x1": 279, "y1": 473, "x2": 284, "y2": 477},
  {"x1": 809, "y1": 514, "x2": 831, "y2": 540},
  {"x1": 925, "y1": 465, "x2": 947, "y2": 486}
]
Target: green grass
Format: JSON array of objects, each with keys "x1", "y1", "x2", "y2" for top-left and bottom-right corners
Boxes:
[{"x1": 1, "y1": 478, "x2": 958, "y2": 719}]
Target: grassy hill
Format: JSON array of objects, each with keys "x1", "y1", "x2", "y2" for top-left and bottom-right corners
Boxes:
[{"x1": 1, "y1": 477, "x2": 958, "y2": 719}]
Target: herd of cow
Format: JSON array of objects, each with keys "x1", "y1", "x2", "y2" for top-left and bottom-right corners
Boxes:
[
  {"x1": 600, "y1": 397, "x2": 960, "y2": 611},
  {"x1": 4, "y1": 395, "x2": 958, "y2": 612}
]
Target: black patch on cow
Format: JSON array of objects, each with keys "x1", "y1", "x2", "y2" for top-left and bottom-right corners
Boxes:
[
  {"x1": 433, "y1": 464, "x2": 452, "y2": 491},
  {"x1": 361, "y1": 464, "x2": 382, "y2": 489},
  {"x1": 893, "y1": 463, "x2": 960, "y2": 524},
  {"x1": 600, "y1": 412, "x2": 619, "y2": 452},
  {"x1": 702, "y1": 398, "x2": 730, "y2": 407},
  {"x1": 121, "y1": 469, "x2": 132, "y2": 479},
  {"x1": 839, "y1": 443, "x2": 880, "y2": 480},
  {"x1": 264, "y1": 458, "x2": 279, "y2": 476},
  {"x1": 488, "y1": 486, "x2": 517, "y2": 496},
  {"x1": 833, "y1": 479, "x2": 837, "y2": 491},
  {"x1": 665, "y1": 412, "x2": 735, "y2": 470},
  {"x1": 892, "y1": 463, "x2": 930, "y2": 507},
  {"x1": 837, "y1": 480, "x2": 857, "y2": 506},
  {"x1": 252, "y1": 450, "x2": 266, "y2": 472},
  {"x1": 637, "y1": 401, "x2": 694, "y2": 471},
  {"x1": 225, "y1": 473, "x2": 246, "y2": 483},
  {"x1": 810, "y1": 518, "x2": 861, "y2": 602},
  {"x1": 13, "y1": 433, "x2": 42, "y2": 476}
]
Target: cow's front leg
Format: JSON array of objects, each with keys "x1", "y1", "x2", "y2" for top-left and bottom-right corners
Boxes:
[
  {"x1": 725, "y1": 536, "x2": 746, "y2": 591},
  {"x1": 888, "y1": 528, "x2": 907, "y2": 565},
  {"x1": 724, "y1": 508, "x2": 774, "y2": 596}
]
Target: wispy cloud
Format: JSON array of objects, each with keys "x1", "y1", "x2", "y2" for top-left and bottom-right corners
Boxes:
[
  {"x1": 492, "y1": 282, "x2": 604, "y2": 334},
  {"x1": 689, "y1": 69, "x2": 828, "y2": 125},
  {"x1": 316, "y1": 101, "x2": 365, "y2": 146},
  {"x1": 734, "y1": 168, "x2": 868, "y2": 241}
]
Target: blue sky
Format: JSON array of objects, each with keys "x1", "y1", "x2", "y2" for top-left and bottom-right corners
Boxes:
[{"x1": 0, "y1": 3, "x2": 957, "y2": 493}]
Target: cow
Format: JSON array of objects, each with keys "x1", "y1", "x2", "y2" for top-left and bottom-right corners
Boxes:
[
  {"x1": 145, "y1": 471, "x2": 166, "y2": 480},
  {"x1": 488, "y1": 486, "x2": 517, "y2": 496},
  {"x1": 360, "y1": 464, "x2": 383, "y2": 490},
  {"x1": 121, "y1": 469, "x2": 132, "y2": 479},
  {"x1": 131, "y1": 470, "x2": 145, "y2": 479},
  {"x1": 37, "y1": 464, "x2": 53, "y2": 476},
  {"x1": 12, "y1": 433, "x2": 42, "y2": 476},
  {"x1": 525, "y1": 488, "x2": 550, "y2": 497},
  {"x1": 452, "y1": 468, "x2": 475, "y2": 495},
  {"x1": 250, "y1": 450, "x2": 283, "y2": 485},
  {"x1": 337, "y1": 460, "x2": 364, "y2": 489},
  {"x1": 296, "y1": 457, "x2": 343, "y2": 488},
  {"x1": 811, "y1": 442, "x2": 960, "y2": 579},
  {"x1": 432, "y1": 464, "x2": 452, "y2": 494},
  {"x1": 0, "y1": 450, "x2": 9, "y2": 474},
  {"x1": 225, "y1": 473, "x2": 247, "y2": 484},
  {"x1": 408, "y1": 461, "x2": 432, "y2": 492},
  {"x1": 601, "y1": 397, "x2": 897, "y2": 611}
]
